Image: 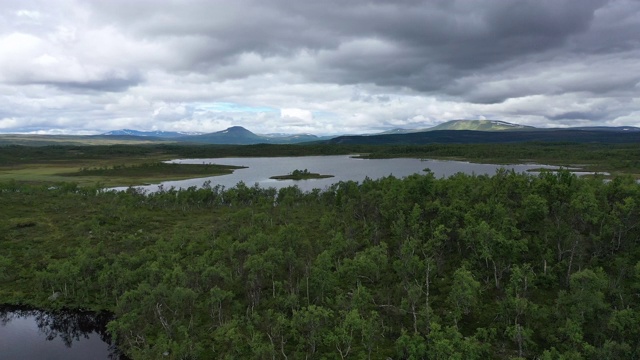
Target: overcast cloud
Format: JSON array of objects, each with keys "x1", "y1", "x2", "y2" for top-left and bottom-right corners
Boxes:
[{"x1": 1, "y1": 0, "x2": 639, "y2": 135}]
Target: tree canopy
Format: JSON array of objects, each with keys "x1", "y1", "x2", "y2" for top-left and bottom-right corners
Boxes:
[{"x1": 1, "y1": 169, "x2": 640, "y2": 359}]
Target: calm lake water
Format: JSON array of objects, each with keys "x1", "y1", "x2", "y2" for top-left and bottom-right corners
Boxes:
[
  {"x1": 114, "y1": 155, "x2": 566, "y2": 193},
  {"x1": 0, "y1": 307, "x2": 125, "y2": 360}
]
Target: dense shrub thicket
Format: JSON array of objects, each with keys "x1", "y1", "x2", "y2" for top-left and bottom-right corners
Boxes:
[{"x1": 1, "y1": 169, "x2": 640, "y2": 359}]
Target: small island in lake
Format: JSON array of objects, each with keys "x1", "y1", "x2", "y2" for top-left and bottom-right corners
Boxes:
[{"x1": 270, "y1": 168, "x2": 334, "y2": 180}]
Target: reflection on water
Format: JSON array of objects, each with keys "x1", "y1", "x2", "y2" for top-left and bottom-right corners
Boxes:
[{"x1": 0, "y1": 306, "x2": 127, "y2": 360}]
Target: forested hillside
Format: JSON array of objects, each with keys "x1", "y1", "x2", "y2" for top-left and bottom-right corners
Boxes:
[
  {"x1": 328, "y1": 129, "x2": 640, "y2": 145},
  {"x1": 1, "y1": 170, "x2": 640, "y2": 359}
]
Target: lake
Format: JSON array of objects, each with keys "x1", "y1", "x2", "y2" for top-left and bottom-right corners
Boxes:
[
  {"x1": 113, "y1": 155, "x2": 569, "y2": 193},
  {"x1": 0, "y1": 307, "x2": 126, "y2": 360}
]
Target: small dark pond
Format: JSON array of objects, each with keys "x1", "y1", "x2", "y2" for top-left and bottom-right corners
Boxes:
[{"x1": 0, "y1": 306, "x2": 127, "y2": 360}]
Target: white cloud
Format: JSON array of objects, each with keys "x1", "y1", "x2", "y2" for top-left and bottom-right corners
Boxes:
[
  {"x1": 16, "y1": 10, "x2": 42, "y2": 20},
  {"x1": 281, "y1": 108, "x2": 313, "y2": 123},
  {"x1": 0, "y1": 117, "x2": 19, "y2": 129},
  {"x1": 0, "y1": 0, "x2": 639, "y2": 134}
]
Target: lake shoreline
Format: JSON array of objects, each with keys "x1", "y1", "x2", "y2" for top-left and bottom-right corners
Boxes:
[{"x1": 113, "y1": 155, "x2": 567, "y2": 193}]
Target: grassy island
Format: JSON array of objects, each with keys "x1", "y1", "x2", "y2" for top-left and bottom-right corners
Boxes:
[{"x1": 270, "y1": 168, "x2": 334, "y2": 180}]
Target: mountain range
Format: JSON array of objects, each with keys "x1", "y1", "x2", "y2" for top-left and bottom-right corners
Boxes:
[
  {"x1": 101, "y1": 129, "x2": 205, "y2": 137},
  {"x1": 99, "y1": 126, "x2": 332, "y2": 144},
  {"x1": 377, "y1": 120, "x2": 535, "y2": 134},
  {"x1": 97, "y1": 120, "x2": 640, "y2": 145}
]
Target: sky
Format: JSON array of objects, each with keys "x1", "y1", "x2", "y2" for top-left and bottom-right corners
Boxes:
[{"x1": 1, "y1": 0, "x2": 640, "y2": 135}]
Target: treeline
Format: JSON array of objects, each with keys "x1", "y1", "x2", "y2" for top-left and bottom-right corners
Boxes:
[
  {"x1": 0, "y1": 143, "x2": 362, "y2": 166},
  {"x1": 1, "y1": 170, "x2": 640, "y2": 359}
]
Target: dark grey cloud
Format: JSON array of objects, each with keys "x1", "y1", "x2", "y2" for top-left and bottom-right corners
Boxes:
[
  {"x1": 548, "y1": 111, "x2": 604, "y2": 121},
  {"x1": 85, "y1": 0, "x2": 619, "y2": 99},
  {"x1": 39, "y1": 73, "x2": 143, "y2": 93}
]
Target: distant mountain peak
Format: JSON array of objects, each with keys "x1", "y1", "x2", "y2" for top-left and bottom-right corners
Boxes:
[
  {"x1": 212, "y1": 126, "x2": 260, "y2": 137},
  {"x1": 100, "y1": 126, "x2": 323, "y2": 144},
  {"x1": 219, "y1": 126, "x2": 254, "y2": 134},
  {"x1": 428, "y1": 120, "x2": 534, "y2": 131}
]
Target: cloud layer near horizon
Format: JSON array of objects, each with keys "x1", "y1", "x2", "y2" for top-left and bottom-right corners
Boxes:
[{"x1": 1, "y1": 0, "x2": 639, "y2": 134}]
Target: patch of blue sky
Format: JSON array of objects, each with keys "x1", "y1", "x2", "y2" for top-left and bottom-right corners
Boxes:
[
  {"x1": 197, "y1": 102, "x2": 277, "y2": 113},
  {"x1": 308, "y1": 110, "x2": 340, "y2": 124},
  {"x1": 312, "y1": 110, "x2": 338, "y2": 118}
]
